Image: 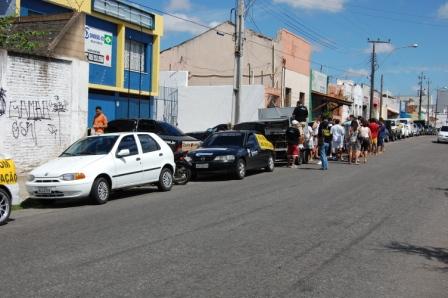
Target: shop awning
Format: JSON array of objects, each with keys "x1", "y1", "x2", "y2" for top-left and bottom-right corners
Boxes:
[
  {"x1": 387, "y1": 107, "x2": 399, "y2": 115},
  {"x1": 311, "y1": 91, "x2": 352, "y2": 112}
]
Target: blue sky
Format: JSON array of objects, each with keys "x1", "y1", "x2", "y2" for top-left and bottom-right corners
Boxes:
[{"x1": 135, "y1": 0, "x2": 448, "y2": 98}]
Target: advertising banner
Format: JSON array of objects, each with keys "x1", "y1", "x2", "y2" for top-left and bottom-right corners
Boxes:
[
  {"x1": 85, "y1": 26, "x2": 113, "y2": 67},
  {"x1": 311, "y1": 70, "x2": 328, "y2": 94}
]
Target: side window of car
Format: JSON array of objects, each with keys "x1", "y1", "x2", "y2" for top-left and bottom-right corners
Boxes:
[
  {"x1": 138, "y1": 120, "x2": 156, "y2": 132},
  {"x1": 138, "y1": 134, "x2": 160, "y2": 153},
  {"x1": 247, "y1": 134, "x2": 259, "y2": 149},
  {"x1": 117, "y1": 135, "x2": 139, "y2": 156}
]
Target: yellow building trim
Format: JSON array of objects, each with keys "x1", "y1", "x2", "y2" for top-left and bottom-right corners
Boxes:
[
  {"x1": 15, "y1": 0, "x2": 21, "y2": 15},
  {"x1": 116, "y1": 24, "x2": 125, "y2": 89},
  {"x1": 151, "y1": 34, "x2": 161, "y2": 96},
  {"x1": 89, "y1": 84, "x2": 158, "y2": 97}
]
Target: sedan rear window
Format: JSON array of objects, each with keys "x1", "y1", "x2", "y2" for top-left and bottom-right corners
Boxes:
[
  {"x1": 203, "y1": 133, "x2": 245, "y2": 147},
  {"x1": 441, "y1": 126, "x2": 448, "y2": 132},
  {"x1": 61, "y1": 136, "x2": 119, "y2": 156}
]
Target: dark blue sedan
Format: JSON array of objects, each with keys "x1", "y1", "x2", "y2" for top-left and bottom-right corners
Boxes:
[{"x1": 187, "y1": 131, "x2": 275, "y2": 179}]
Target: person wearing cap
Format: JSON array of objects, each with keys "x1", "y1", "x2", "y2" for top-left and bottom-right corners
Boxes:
[{"x1": 286, "y1": 120, "x2": 301, "y2": 168}]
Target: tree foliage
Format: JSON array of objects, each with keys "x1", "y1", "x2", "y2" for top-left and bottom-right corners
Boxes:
[{"x1": 0, "y1": 16, "x2": 45, "y2": 52}]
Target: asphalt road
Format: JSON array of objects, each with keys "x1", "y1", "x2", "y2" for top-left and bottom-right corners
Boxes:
[{"x1": 1, "y1": 136, "x2": 447, "y2": 298}]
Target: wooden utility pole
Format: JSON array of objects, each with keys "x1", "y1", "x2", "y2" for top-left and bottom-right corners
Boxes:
[
  {"x1": 379, "y1": 74, "x2": 384, "y2": 119},
  {"x1": 368, "y1": 38, "x2": 390, "y2": 119},
  {"x1": 232, "y1": 0, "x2": 244, "y2": 125},
  {"x1": 418, "y1": 72, "x2": 426, "y2": 120},
  {"x1": 426, "y1": 79, "x2": 430, "y2": 124}
]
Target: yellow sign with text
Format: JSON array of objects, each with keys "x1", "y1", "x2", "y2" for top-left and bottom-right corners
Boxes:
[
  {"x1": 256, "y1": 134, "x2": 274, "y2": 151},
  {"x1": 0, "y1": 159, "x2": 17, "y2": 185}
]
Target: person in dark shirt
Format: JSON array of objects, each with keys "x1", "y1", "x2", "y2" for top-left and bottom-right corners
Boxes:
[
  {"x1": 286, "y1": 120, "x2": 301, "y2": 168},
  {"x1": 318, "y1": 120, "x2": 331, "y2": 170},
  {"x1": 292, "y1": 101, "x2": 309, "y2": 123}
]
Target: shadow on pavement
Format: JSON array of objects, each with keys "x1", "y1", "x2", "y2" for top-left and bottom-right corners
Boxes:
[
  {"x1": 19, "y1": 186, "x2": 159, "y2": 209},
  {"x1": 384, "y1": 241, "x2": 448, "y2": 271}
]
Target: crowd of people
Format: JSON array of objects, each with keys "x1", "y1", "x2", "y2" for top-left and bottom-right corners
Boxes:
[{"x1": 286, "y1": 101, "x2": 389, "y2": 170}]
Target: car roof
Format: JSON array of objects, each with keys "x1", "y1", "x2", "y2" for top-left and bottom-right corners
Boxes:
[{"x1": 88, "y1": 132, "x2": 157, "y2": 137}]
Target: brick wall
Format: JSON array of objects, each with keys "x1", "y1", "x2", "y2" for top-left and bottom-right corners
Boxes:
[{"x1": 0, "y1": 50, "x2": 89, "y2": 174}]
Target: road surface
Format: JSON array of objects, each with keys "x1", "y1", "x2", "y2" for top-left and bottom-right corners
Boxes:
[{"x1": 1, "y1": 136, "x2": 447, "y2": 297}]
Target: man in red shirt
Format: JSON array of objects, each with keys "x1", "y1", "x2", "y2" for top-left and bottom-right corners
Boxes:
[{"x1": 369, "y1": 118, "x2": 380, "y2": 155}]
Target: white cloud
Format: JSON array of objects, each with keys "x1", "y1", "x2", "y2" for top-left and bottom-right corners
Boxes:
[
  {"x1": 167, "y1": 0, "x2": 191, "y2": 11},
  {"x1": 364, "y1": 43, "x2": 395, "y2": 54},
  {"x1": 437, "y1": 2, "x2": 448, "y2": 19},
  {"x1": 164, "y1": 13, "x2": 222, "y2": 35},
  {"x1": 345, "y1": 68, "x2": 369, "y2": 77},
  {"x1": 273, "y1": 0, "x2": 346, "y2": 13}
]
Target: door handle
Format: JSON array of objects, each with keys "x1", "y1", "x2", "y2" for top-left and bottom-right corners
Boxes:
[
  {"x1": 136, "y1": 157, "x2": 141, "y2": 161},
  {"x1": 159, "y1": 153, "x2": 163, "y2": 157}
]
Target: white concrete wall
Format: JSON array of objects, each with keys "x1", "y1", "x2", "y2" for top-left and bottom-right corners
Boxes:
[
  {"x1": 159, "y1": 71, "x2": 189, "y2": 88},
  {"x1": 177, "y1": 85, "x2": 265, "y2": 132},
  {"x1": 284, "y1": 69, "x2": 310, "y2": 108},
  {"x1": 0, "y1": 50, "x2": 89, "y2": 174}
]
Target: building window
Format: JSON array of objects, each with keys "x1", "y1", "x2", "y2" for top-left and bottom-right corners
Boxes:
[
  {"x1": 285, "y1": 87, "x2": 291, "y2": 107},
  {"x1": 125, "y1": 39, "x2": 145, "y2": 72},
  {"x1": 299, "y1": 92, "x2": 305, "y2": 104}
]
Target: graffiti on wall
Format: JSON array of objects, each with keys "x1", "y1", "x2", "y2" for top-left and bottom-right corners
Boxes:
[{"x1": 0, "y1": 88, "x2": 68, "y2": 145}]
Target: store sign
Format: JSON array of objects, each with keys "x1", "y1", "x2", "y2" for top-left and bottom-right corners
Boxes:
[
  {"x1": 85, "y1": 26, "x2": 113, "y2": 67},
  {"x1": 311, "y1": 70, "x2": 328, "y2": 94}
]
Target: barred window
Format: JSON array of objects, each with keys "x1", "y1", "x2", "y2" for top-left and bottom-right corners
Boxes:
[{"x1": 125, "y1": 39, "x2": 145, "y2": 72}]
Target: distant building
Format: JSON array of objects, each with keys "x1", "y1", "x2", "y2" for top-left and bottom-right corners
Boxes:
[{"x1": 160, "y1": 22, "x2": 312, "y2": 112}]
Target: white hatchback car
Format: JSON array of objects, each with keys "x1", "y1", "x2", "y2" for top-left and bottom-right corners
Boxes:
[
  {"x1": 437, "y1": 126, "x2": 448, "y2": 143},
  {"x1": 26, "y1": 133, "x2": 175, "y2": 204}
]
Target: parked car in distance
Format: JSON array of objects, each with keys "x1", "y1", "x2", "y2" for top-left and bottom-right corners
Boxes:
[
  {"x1": 187, "y1": 131, "x2": 275, "y2": 180},
  {"x1": 186, "y1": 124, "x2": 230, "y2": 141},
  {"x1": 0, "y1": 154, "x2": 19, "y2": 225},
  {"x1": 384, "y1": 120, "x2": 399, "y2": 141},
  {"x1": 437, "y1": 126, "x2": 448, "y2": 143},
  {"x1": 26, "y1": 133, "x2": 175, "y2": 204},
  {"x1": 106, "y1": 119, "x2": 201, "y2": 153}
]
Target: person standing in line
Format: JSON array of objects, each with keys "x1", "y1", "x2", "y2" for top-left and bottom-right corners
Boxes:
[
  {"x1": 378, "y1": 118, "x2": 387, "y2": 153},
  {"x1": 348, "y1": 119, "x2": 361, "y2": 164},
  {"x1": 92, "y1": 106, "x2": 108, "y2": 135},
  {"x1": 286, "y1": 120, "x2": 301, "y2": 168},
  {"x1": 330, "y1": 119, "x2": 345, "y2": 161},
  {"x1": 302, "y1": 122, "x2": 314, "y2": 163},
  {"x1": 343, "y1": 115, "x2": 355, "y2": 156},
  {"x1": 318, "y1": 119, "x2": 331, "y2": 170},
  {"x1": 312, "y1": 116, "x2": 321, "y2": 164},
  {"x1": 369, "y1": 118, "x2": 380, "y2": 155},
  {"x1": 359, "y1": 119, "x2": 372, "y2": 164},
  {"x1": 292, "y1": 100, "x2": 309, "y2": 123}
]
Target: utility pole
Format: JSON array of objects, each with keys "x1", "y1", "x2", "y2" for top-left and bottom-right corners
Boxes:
[
  {"x1": 418, "y1": 72, "x2": 426, "y2": 120},
  {"x1": 232, "y1": 0, "x2": 244, "y2": 125},
  {"x1": 368, "y1": 38, "x2": 390, "y2": 119},
  {"x1": 379, "y1": 74, "x2": 384, "y2": 119},
  {"x1": 426, "y1": 79, "x2": 430, "y2": 125}
]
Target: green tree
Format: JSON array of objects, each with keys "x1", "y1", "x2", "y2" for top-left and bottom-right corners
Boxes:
[{"x1": 0, "y1": 16, "x2": 44, "y2": 52}]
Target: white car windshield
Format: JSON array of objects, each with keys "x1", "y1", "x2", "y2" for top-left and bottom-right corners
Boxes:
[{"x1": 61, "y1": 135, "x2": 119, "y2": 157}]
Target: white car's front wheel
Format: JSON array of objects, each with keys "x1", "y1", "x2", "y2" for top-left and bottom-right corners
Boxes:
[
  {"x1": 0, "y1": 188, "x2": 12, "y2": 225},
  {"x1": 90, "y1": 177, "x2": 110, "y2": 205}
]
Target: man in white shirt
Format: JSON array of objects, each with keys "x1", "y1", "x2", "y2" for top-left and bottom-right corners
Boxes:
[{"x1": 330, "y1": 119, "x2": 345, "y2": 161}]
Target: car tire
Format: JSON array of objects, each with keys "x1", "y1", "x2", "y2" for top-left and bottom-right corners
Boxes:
[
  {"x1": 234, "y1": 159, "x2": 246, "y2": 180},
  {"x1": 0, "y1": 188, "x2": 11, "y2": 226},
  {"x1": 90, "y1": 177, "x2": 110, "y2": 205},
  {"x1": 265, "y1": 154, "x2": 275, "y2": 172},
  {"x1": 158, "y1": 167, "x2": 173, "y2": 192}
]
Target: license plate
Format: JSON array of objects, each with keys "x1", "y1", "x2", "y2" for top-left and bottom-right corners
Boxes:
[
  {"x1": 37, "y1": 187, "x2": 53, "y2": 194},
  {"x1": 196, "y1": 163, "x2": 209, "y2": 169}
]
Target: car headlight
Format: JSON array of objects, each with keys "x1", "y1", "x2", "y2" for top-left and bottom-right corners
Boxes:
[
  {"x1": 60, "y1": 173, "x2": 86, "y2": 181},
  {"x1": 214, "y1": 155, "x2": 236, "y2": 162},
  {"x1": 27, "y1": 174, "x2": 35, "y2": 182}
]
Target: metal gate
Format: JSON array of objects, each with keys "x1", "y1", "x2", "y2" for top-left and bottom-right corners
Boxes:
[{"x1": 155, "y1": 86, "x2": 178, "y2": 126}]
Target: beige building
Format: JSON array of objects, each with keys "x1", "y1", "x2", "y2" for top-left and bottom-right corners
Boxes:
[{"x1": 160, "y1": 22, "x2": 311, "y2": 109}]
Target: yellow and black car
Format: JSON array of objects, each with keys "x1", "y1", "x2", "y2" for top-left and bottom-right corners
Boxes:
[{"x1": 187, "y1": 131, "x2": 275, "y2": 180}]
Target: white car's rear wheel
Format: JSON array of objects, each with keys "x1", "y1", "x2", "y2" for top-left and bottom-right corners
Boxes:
[
  {"x1": 158, "y1": 167, "x2": 173, "y2": 192},
  {"x1": 0, "y1": 188, "x2": 12, "y2": 225}
]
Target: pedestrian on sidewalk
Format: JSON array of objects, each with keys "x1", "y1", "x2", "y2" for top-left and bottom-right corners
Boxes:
[
  {"x1": 348, "y1": 119, "x2": 361, "y2": 164},
  {"x1": 359, "y1": 119, "x2": 372, "y2": 163},
  {"x1": 369, "y1": 118, "x2": 380, "y2": 155},
  {"x1": 302, "y1": 121, "x2": 314, "y2": 163},
  {"x1": 318, "y1": 119, "x2": 331, "y2": 170},
  {"x1": 378, "y1": 118, "x2": 387, "y2": 153},
  {"x1": 312, "y1": 116, "x2": 321, "y2": 163},
  {"x1": 286, "y1": 120, "x2": 301, "y2": 168},
  {"x1": 92, "y1": 106, "x2": 108, "y2": 135},
  {"x1": 330, "y1": 119, "x2": 345, "y2": 161}
]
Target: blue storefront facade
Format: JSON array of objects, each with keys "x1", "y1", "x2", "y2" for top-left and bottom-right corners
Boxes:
[{"x1": 10, "y1": 0, "x2": 163, "y2": 126}]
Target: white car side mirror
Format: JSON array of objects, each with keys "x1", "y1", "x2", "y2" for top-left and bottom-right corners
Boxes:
[{"x1": 116, "y1": 149, "x2": 130, "y2": 157}]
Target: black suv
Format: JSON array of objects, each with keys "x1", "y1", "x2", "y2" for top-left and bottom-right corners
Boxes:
[{"x1": 106, "y1": 119, "x2": 200, "y2": 152}]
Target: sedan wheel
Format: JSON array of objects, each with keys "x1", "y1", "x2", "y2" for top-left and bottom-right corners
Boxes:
[
  {"x1": 158, "y1": 167, "x2": 173, "y2": 192},
  {"x1": 265, "y1": 155, "x2": 275, "y2": 172},
  {"x1": 0, "y1": 188, "x2": 12, "y2": 225},
  {"x1": 90, "y1": 177, "x2": 110, "y2": 205},
  {"x1": 235, "y1": 159, "x2": 246, "y2": 180}
]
